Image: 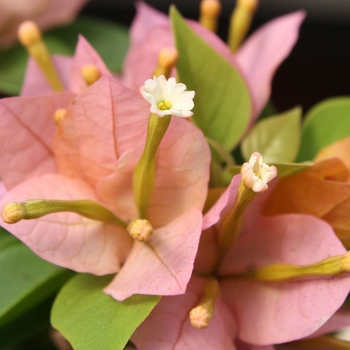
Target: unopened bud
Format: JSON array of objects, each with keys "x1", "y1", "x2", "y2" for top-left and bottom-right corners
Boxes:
[
  {"x1": 54, "y1": 108, "x2": 67, "y2": 124},
  {"x1": 81, "y1": 64, "x2": 101, "y2": 86},
  {"x1": 153, "y1": 48, "x2": 178, "y2": 78},
  {"x1": 190, "y1": 304, "x2": 213, "y2": 329},
  {"x1": 199, "y1": 0, "x2": 221, "y2": 32},
  {"x1": 189, "y1": 278, "x2": 220, "y2": 329},
  {"x1": 2, "y1": 202, "x2": 26, "y2": 224},
  {"x1": 18, "y1": 21, "x2": 41, "y2": 47},
  {"x1": 127, "y1": 219, "x2": 153, "y2": 242}
]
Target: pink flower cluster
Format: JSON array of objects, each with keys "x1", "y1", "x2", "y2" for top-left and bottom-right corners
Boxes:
[{"x1": 1, "y1": 2, "x2": 350, "y2": 349}]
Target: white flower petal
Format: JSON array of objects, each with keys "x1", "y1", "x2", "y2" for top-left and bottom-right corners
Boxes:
[
  {"x1": 140, "y1": 75, "x2": 195, "y2": 118},
  {"x1": 241, "y1": 152, "x2": 277, "y2": 192}
]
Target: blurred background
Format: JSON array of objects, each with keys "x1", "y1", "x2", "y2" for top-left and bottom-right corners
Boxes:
[{"x1": 82, "y1": 0, "x2": 350, "y2": 115}]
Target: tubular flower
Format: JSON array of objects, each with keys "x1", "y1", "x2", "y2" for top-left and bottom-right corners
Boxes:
[
  {"x1": 140, "y1": 75, "x2": 195, "y2": 117},
  {"x1": 0, "y1": 74, "x2": 211, "y2": 301},
  {"x1": 131, "y1": 169, "x2": 350, "y2": 348},
  {"x1": 241, "y1": 152, "x2": 277, "y2": 192},
  {"x1": 123, "y1": 2, "x2": 305, "y2": 120},
  {"x1": 0, "y1": 0, "x2": 88, "y2": 49}
]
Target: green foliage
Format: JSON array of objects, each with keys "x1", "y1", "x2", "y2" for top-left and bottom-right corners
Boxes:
[
  {"x1": 0, "y1": 235, "x2": 73, "y2": 327},
  {"x1": 0, "y1": 16, "x2": 129, "y2": 95},
  {"x1": 171, "y1": 7, "x2": 252, "y2": 151},
  {"x1": 241, "y1": 107, "x2": 302, "y2": 163},
  {"x1": 0, "y1": 297, "x2": 55, "y2": 350},
  {"x1": 51, "y1": 274, "x2": 160, "y2": 350},
  {"x1": 297, "y1": 97, "x2": 350, "y2": 161}
]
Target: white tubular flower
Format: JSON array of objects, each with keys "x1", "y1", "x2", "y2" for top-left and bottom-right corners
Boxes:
[
  {"x1": 140, "y1": 75, "x2": 195, "y2": 118},
  {"x1": 241, "y1": 152, "x2": 277, "y2": 192}
]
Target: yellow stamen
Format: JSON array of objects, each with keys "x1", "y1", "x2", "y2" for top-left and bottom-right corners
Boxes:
[
  {"x1": 153, "y1": 47, "x2": 178, "y2": 78},
  {"x1": 227, "y1": 0, "x2": 259, "y2": 52},
  {"x1": 2, "y1": 199, "x2": 127, "y2": 228},
  {"x1": 54, "y1": 108, "x2": 67, "y2": 124},
  {"x1": 18, "y1": 21, "x2": 64, "y2": 92},
  {"x1": 157, "y1": 101, "x2": 172, "y2": 110},
  {"x1": 81, "y1": 64, "x2": 101, "y2": 86},
  {"x1": 127, "y1": 219, "x2": 153, "y2": 242},
  {"x1": 189, "y1": 278, "x2": 220, "y2": 329},
  {"x1": 199, "y1": 0, "x2": 222, "y2": 33},
  {"x1": 228, "y1": 251, "x2": 350, "y2": 282}
]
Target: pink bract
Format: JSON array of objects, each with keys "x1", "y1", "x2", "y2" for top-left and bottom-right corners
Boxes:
[
  {"x1": 133, "y1": 175, "x2": 350, "y2": 347},
  {"x1": 21, "y1": 36, "x2": 111, "y2": 96},
  {"x1": 0, "y1": 0, "x2": 88, "y2": 49},
  {"x1": 0, "y1": 74, "x2": 211, "y2": 300},
  {"x1": 123, "y1": 2, "x2": 305, "y2": 120}
]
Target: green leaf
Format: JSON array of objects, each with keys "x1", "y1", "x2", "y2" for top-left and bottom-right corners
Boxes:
[
  {"x1": 227, "y1": 161, "x2": 311, "y2": 178},
  {"x1": 171, "y1": 7, "x2": 252, "y2": 150},
  {"x1": 0, "y1": 15, "x2": 129, "y2": 95},
  {"x1": 0, "y1": 296, "x2": 55, "y2": 350},
  {"x1": 0, "y1": 226, "x2": 19, "y2": 252},
  {"x1": 0, "y1": 243, "x2": 74, "y2": 327},
  {"x1": 51, "y1": 274, "x2": 160, "y2": 350},
  {"x1": 297, "y1": 97, "x2": 350, "y2": 161},
  {"x1": 241, "y1": 107, "x2": 302, "y2": 163}
]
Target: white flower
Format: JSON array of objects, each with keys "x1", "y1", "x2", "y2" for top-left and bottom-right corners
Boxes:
[
  {"x1": 241, "y1": 152, "x2": 277, "y2": 192},
  {"x1": 140, "y1": 75, "x2": 195, "y2": 118}
]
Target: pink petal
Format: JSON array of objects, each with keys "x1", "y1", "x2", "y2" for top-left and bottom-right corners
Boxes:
[
  {"x1": 0, "y1": 0, "x2": 87, "y2": 49},
  {"x1": 235, "y1": 339, "x2": 275, "y2": 350},
  {"x1": 196, "y1": 176, "x2": 274, "y2": 274},
  {"x1": 130, "y1": 2, "x2": 169, "y2": 46},
  {"x1": 236, "y1": 11, "x2": 305, "y2": 118},
  {"x1": 69, "y1": 35, "x2": 111, "y2": 93},
  {"x1": 53, "y1": 75, "x2": 150, "y2": 186},
  {"x1": 122, "y1": 2, "x2": 171, "y2": 90},
  {"x1": 21, "y1": 55, "x2": 72, "y2": 96},
  {"x1": 123, "y1": 24, "x2": 173, "y2": 91},
  {"x1": 0, "y1": 181, "x2": 6, "y2": 200},
  {"x1": 29, "y1": 0, "x2": 87, "y2": 30},
  {"x1": 104, "y1": 208, "x2": 202, "y2": 300},
  {"x1": 96, "y1": 117, "x2": 210, "y2": 227},
  {"x1": 308, "y1": 306, "x2": 350, "y2": 337},
  {"x1": 0, "y1": 92, "x2": 75, "y2": 189},
  {"x1": 202, "y1": 175, "x2": 240, "y2": 230},
  {"x1": 220, "y1": 214, "x2": 350, "y2": 345},
  {"x1": 0, "y1": 174, "x2": 132, "y2": 274},
  {"x1": 131, "y1": 275, "x2": 237, "y2": 350}
]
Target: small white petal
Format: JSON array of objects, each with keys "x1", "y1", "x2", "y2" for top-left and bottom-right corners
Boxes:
[
  {"x1": 241, "y1": 152, "x2": 277, "y2": 192},
  {"x1": 140, "y1": 75, "x2": 195, "y2": 118}
]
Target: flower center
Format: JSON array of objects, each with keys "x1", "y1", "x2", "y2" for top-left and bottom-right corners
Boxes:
[{"x1": 157, "y1": 100, "x2": 172, "y2": 110}]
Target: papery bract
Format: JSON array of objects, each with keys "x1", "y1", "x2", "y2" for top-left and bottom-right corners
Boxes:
[
  {"x1": 0, "y1": 75, "x2": 211, "y2": 300},
  {"x1": 264, "y1": 158, "x2": 350, "y2": 245},
  {"x1": 131, "y1": 173, "x2": 350, "y2": 347},
  {"x1": 0, "y1": 0, "x2": 88, "y2": 49},
  {"x1": 123, "y1": 2, "x2": 304, "y2": 119},
  {"x1": 21, "y1": 35, "x2": 110, "y2": 96},
  {"x1": 314, "y1": 137, "x2": 350, "y2": 177}
]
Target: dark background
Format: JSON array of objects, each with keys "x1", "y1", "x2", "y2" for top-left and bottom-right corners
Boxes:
[{"x1": 82, "y1": 0, "x2": 350, "y2": 115}]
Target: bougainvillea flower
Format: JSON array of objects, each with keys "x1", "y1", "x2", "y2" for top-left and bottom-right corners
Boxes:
[
  {"x1": 21, "y1": 35, "x2": 110, "y2": 96},
  {"x1": 140, "y1": 75, "x2": 195, "y2": 117},
  {"x1": 130, "y1": 171, "x2": 350, "y2": 348},
  {"x1": 0, "y1": 75, "x2": 211, "y2": 300},
  {"x1": 0, "y1": 0, "x2": 88, "y2": 49},
  {"x1": 123, "y1": 2, "x2": 305, "y2": 119},
  {"x1": 264, "y1": 158, "x2": 350, "y2": 247}
]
